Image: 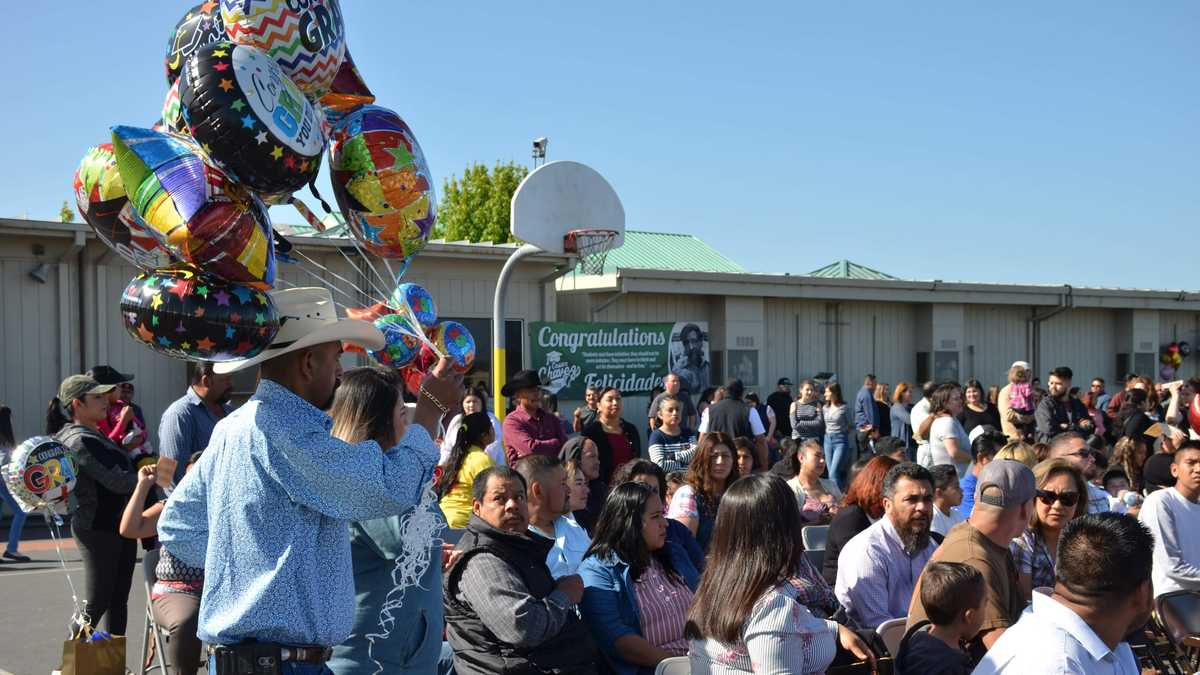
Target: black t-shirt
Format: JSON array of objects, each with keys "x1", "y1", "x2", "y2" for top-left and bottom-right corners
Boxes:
[
  {"x1": 766, "y1": 391, "x2": 793, "y2": 435},
  {"x1": 959, "y1": 405, "x2": 1002, "y2": 436},
  {"x1": 1124, "y1": 411, "x2": 1156, "y2": 441},
  {"x1": 897, "y1": 623, "x2": 972, "y2": 675}
]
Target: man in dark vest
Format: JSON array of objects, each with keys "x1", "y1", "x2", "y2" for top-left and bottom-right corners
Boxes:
[
  {"x1": 444, "y1": 465, "x2": 597, "y2": 674},
  {"x1": 699, "y1": 378, "x2": 767, "y2": 470}
]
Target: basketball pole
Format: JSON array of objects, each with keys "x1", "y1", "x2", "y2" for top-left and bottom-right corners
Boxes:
[{"x1": 493, "y1": 243, "x2": 543, "y2": 421}]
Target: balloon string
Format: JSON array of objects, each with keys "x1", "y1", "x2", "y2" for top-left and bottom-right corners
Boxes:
[
  {"x1": 45, "y1": 509, "x2": 84, "y2": 637},
  {"x1": 342, "y1": 232, "x2": 397, "y2": 302},
  {"x1": 307, "y1": 180, "x2": 335, "y2": 220},
  {"x1": 273, "y1": 277, "x2": 362, "y2": 312},
  {"x1": 392, "y1": 296, "x2": 444, "y2": 358},
  {"x1": 292, "y1": 249, "x2": 388, "y2": 305},
  {"x1": 333, "y1": 244, "x2": 392, "y2": 305}
]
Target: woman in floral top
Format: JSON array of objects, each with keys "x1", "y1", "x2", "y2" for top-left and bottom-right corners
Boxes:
[
  {"x1": 1010, "y1": 458, "x2": 1088, "y2": 601},
  {"x1": 685, "y1": 474, "x2": 874, "y2": 673}
]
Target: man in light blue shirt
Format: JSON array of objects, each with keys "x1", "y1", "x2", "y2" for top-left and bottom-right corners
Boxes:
[
  {"x1": 157, "y1": 363, "x2": 232, "y2": 490},
  {"x1": 854, "y1": 373, "x2": 879, "y2": 454},
  {"x1": 159, "y1": 288, "x2": 462, "y2": 674},
  {"x1": 835, "y1": 462, "x2": 937, "y2": 629},
  {"x1": 973, "y1": 513, "x2": 1152, "y2": 674}
]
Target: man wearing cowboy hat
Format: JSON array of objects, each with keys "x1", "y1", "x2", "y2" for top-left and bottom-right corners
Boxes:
[
  {"x1": 502, "y1": 369, "x2": 568, "y2": 466},
  {"x1": 158, "y1": 287, "x2": 462, "y2": 674}
]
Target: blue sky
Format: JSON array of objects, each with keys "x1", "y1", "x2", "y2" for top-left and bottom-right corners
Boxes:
[{"x1": 5, "y1": 2, "x2": 1198, "y2": 288}]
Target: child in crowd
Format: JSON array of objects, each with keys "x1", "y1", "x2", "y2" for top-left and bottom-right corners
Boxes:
[
  {"x1": 733, "y1": 437, "x2": 756, "y2": 476},
  {"x1": 1008, "y1": 365, "x2": 1034, "y2": 416},
  {"x1": 647, "y1": 395, "x2": 697, "y2": 474},
  {"x1": 929, "y1": 465, "x2": 966, "y2": 537},
  {"x1": 897, "y1": 561, "x2": 984, "y2": 675},
  {"x1": 664, "y1": 471, "x2": 685, "y2": 509}
]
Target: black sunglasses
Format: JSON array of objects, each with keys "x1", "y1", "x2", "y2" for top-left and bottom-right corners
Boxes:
[{"x1": 1036, "y1": 489, "x2": 1079, "y2": 508}]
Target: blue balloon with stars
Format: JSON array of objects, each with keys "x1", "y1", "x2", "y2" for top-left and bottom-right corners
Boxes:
[
  {"x1": 368, "y1": 314, "x2": 421, "y2": 368},
  {"x1": 178, "y1": 41, "x2": 325, "y2": 195}
]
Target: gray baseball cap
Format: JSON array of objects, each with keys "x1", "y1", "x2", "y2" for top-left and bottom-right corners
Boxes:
[
  {"x1": 976, "y1": 459, "x2": 1036, "y2": 509},
  {"x1": 58, "y1": 375, "x2": 115, "y2": 404}
]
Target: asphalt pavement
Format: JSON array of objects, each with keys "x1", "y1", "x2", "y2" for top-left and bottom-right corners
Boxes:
[{"x1": 0, "y1": 535, "x2": 161, "y2": 675}]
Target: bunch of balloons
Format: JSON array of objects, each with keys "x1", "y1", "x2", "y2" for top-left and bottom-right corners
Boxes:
[
  {"x1": 345, "y1": 282, "x2": 476, "y2": 394},
  {"x1": 1160, "y1": 341, "x2": 1191, "y2": 380},
  {"x1": 74, "y1": 1, "x2": 438, "y2": 364}
]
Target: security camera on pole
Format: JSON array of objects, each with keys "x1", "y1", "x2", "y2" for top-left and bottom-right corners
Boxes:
[{"x1": 492, "y1": 161, "x2": 625, "y2": 420}]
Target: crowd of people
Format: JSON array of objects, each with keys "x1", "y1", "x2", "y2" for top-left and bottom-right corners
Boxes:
[{"x1": 5, "y1": 286, "x2": 1200, "y2": 674}]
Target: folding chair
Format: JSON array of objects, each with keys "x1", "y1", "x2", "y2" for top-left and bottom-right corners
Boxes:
[
  {"x1": 875, "y1": 617, "x2": 907, "y2": 657},
  {"x1": 654, "y1": 656, "x2": 691, "y2": 675},
  {"x1": 1155, "y1": 591, "x2": 1200, "y2": 672},
  {"x1": 801, "y1": 524, "x2": 829, "y2": 551},
  {"x1": 140, "y1": 548, "x2": 171, "y2": 675},
  {"x1": 804, "y1": 547, "x2": 825, "y2": 571}
]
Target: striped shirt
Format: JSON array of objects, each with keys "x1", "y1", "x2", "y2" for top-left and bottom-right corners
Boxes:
[
  {"x1": 633, "y1": 561, "x2": 693, "y2": 656},
  {"x1": 687, "y1": 578, "x2": 839, "y2": 673},
  {"x1": 648, "y1": 428, "x2": 697, "y2": 473}
]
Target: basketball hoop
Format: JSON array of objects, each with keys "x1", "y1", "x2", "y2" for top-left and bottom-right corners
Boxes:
[{"x1": 564, "y1": 228, "x2": 619, "y2": 275}]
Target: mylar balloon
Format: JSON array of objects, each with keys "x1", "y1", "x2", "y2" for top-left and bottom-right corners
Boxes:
[
  {"x1": 2, "y1": 437, "x2": 77, "y2": 514},
  {"x1": 161, "y1": 79, "x2": 188, "y2": 135},
  {"x1": 111, "y1": 126, "x2": 276, "y2": 287},
  {"x1": 74, "y1": 143, "x2": 172, "y2": 270},
  {"x1": 429, "y1": 321, "x2": 476, "y2": 374},
  {"x1": 343, "y1": 302, "x2": 394, "y2": 355},
  {"x1": 367, "y1": 314, "x2": 420, "y2": 368},
  {"x1": 319, "y1": 47, "x2": 373, "y2": 113},
  {"x1": 221, "y1": 0, "x2": 346, "y2": 99},
  {"x1": 165, "y1": 2, "x2": 225, "y2": 86},
  {"x1": 328, "y1": 105, "x2": 436, "y2": 260},
  {"x1": 399, "y1": 364, "x2": 424, "y2": 397},
  {"x1": 120, "y1": 265, "x2": 279, "y2": 361},
  {"x1": 179, "y1": 42, "x2": 324, "y2": 195},
  {"x1": 1190, "y1": 390, "x2": 1200, "y2": 437},
  {"x1": 388, "y1": 282, "x2": 437, "y2": 330}
]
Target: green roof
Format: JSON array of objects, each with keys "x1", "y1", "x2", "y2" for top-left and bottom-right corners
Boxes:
[
  {"x1": 807, "y1": 259, "x2": 898, "y2": 281},
  {"x1": 577, "y1": 229, "x2": 745, "y2": 275}
]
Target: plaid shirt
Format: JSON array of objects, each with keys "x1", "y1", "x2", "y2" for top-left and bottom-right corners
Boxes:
[{"x1": 1010, "y1": 528, "x2": 1056, "y2": 590}]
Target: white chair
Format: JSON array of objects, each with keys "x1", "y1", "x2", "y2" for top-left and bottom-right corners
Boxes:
[
  {"x1": 876, "y1": 616, "x2": 908, "y2": 657},
  {"x1": 801, "y1": 524, "x2": 829, "y2": 551},
  {"x1": 139, "y1": 548, "x2": 171, "y2": 675},
  {"x1": 655, "y1": 656, "x2": 691, "y2": 675}
]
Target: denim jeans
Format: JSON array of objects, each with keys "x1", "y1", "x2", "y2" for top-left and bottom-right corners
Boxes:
[
  {"x1": 208, "y1": 657, "x2": 333, "y2": 675},
  {"x1": 825, "y1": 432, "x2": 851, "y2": 492},
  {"x1": 0, "y1": 479, "x2": 27, "y2": 553}
]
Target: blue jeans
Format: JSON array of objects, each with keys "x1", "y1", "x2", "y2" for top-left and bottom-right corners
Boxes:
[
  {"x1": 208, "y1": 656, "x2": 333, "y2": 675},
  {"x1": 0, "y1": 479, "x2": 27, "y2": 553},
  {"x1": 825, "y1": 432, "x2": 851, "y2": 492}
]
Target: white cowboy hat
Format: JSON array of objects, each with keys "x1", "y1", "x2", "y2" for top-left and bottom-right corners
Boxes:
[{"x1": 213, "y1": 287, "x2": 385, "y2": 374}]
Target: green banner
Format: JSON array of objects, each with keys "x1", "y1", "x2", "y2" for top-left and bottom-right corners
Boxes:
[{"x1": 530, "y1": 321, "x2": 710, "y2": 399}]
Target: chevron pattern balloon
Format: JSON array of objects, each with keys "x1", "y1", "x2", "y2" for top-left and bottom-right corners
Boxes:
[{"x1": 220, "y1": 0, "x2": 346, "y2": 98}]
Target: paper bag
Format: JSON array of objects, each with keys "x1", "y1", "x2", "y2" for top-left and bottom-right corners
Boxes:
[{"x1": 61, "y1": 635, "x2": 125, "y2": 675}]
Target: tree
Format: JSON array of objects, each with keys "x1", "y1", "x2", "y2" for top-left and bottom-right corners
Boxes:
[
  {"x1": 434, "y1": 161, "x2": 529, "y2": 243},
  {"x1": 59, "y1": 200, "x2": 74, "y2": 223}
]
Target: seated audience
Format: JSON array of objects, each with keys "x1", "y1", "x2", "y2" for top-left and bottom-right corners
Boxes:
[
  {"x1": 995, "y1": 440, "x2": 1038, "y2": 468},
  {"x1": 443, "y1": 466, "x2": 597, "y2": 673},
  {"x1": 1139, "y1": 440, "x2": 1200, "y2": 600},
  {"x1": 1102, "y1": 468, "x2": 1130, "y2": 499},
  {"x1": 515, "y1": 454, "x2": 591, "y2": 578},
  {"x1": 786, "y1": 439, "x2": 842, "y2": 523},
  {"x1": 560, "y1": 436, "x2": 606, "y2": 534},
  {"x1": 563, "y1": 456, "x2": 591, "y2": 521},
  {"x1": 1011, "y1": 458, "x2": 1087, "y2": 601},
  {"x1": 581, "y1": 387, "x2": 643, "y2": 485},
  {"x1": 895, "y1": 562, "x2": 984, "y2": 675},
  {"x1": 835, "y1": 462, "x2": 938, "y2": 629},
  {"x1": 664, "y1": 471, "x2": 685, "y2": 508},
  {"x1": 907, "y1": 460, "x2": 1034, "y2": 660},
  {"x1": 929, "y1": 464, "x2": 966, "y2": 537},
  {"x1": 973, "y1": 513, "x2": 1153, "y2": 673},
  {"x1": 647, "y1": 394, "x2": 697, "y2": 473},
  {"x1": 822, "y1": 455, "x2": 900, "y2": 586},
  {"x1": 666, "y1": 432, "x2": 738, "y2": 552},
  {"x1": 685, "y1": 474, "x2": 874, "y2": 672},
  {"x1": 732, "y1": 436, "x2": 757, "y2": 477},
  {"x1": 874, "y1": 435, "x2": 909, "y2": 463},
  {"x1": 437, "y1": 412, "x2": 496, "y2": 528},
  {"x1": 440, "y1": 388, "x2": 506, "y2": 467},
  {"x1": 611, "y1": 459, "x2": 704, "y2": 572},
  {"x1": 578, "y1": 482, "x2": 700, "y2": 674},
  {"x1": 959, "y1": 427, "x2": 1004, "y2": 518},
  {"x1": 1048, "y1": 431, "x2": 1119, "y2": 514}
]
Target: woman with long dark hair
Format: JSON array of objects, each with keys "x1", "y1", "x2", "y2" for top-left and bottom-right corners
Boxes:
[
  {"x1": 49, "y1": 375, "x2": 138, "y2": 636},
  {"x1": 666, "y1": 432, "x2": 738, "y2": 552},
  {"x1": 328, "y1": 367, "x2": 448, "y2": 674},
  {"x1": 926, "y1": 382, "x2": 971, "y2": 476},
  {"x1": 436, "y1": 411, "x2": 496, "y2": 528},
  {"x1": 822, "y1": 382, "x2": 852, "y2": 491},
  {"x1": 822, "y1": 455, "x2": 899, "y2": 586},
  {"x1": 440, "y1": 388, "x2": 506, "y2": 466},
  {"x1": 582, "y1": 387, "x2": 643, "y2": 485},
  {"x1": 686, "y1": 474, "x2": 873, "y2": 672},
  {"x1": 579, "y1": 482, "x2": 700, "y2": 674},
  {"x1": 610, "y1": 458, "x2": 704, "y2": 572}
]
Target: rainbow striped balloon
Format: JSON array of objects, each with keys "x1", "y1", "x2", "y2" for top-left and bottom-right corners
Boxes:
[{"x1": 220, "y1": 0, "x2": 346, "y2": 98}]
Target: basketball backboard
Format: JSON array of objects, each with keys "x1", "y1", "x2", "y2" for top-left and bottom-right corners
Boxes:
[{"x1": 510, "y1": 160, "x2": 625, "y2": 254}]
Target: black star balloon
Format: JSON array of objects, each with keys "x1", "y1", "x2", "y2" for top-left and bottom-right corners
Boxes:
[
  {"x1": 165, "y1": 2, "x2": 225, "y2": 86},
  {"x1": 179, "y1": 41, "x2": 324, "y2": 195},
  {"x1": 120, "y1": 265, "x2": 280, "y2": 362}
]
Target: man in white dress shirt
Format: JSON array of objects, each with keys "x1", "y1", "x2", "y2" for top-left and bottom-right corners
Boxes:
[{"x1": 973, "y1": 512, "x2": 1152, "y2": 674}]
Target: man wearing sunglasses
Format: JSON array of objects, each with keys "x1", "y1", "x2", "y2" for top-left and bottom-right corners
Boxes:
[
  {"x1": 1049, "y1": 432, "x2": 1122, "y2": 514},
  {"x1": 1139, "y1": 441, "x2": 1200, "y2": 601}
]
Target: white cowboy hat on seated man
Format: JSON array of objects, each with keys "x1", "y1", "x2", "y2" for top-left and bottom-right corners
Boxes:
[{"x1": 214, "y1": 287, "x2": 385, "y2": 375}]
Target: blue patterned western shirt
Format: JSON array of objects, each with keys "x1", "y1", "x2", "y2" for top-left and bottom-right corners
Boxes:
[{"x1": 158, "y1": 378, "x2": 438, "y2": 647}]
